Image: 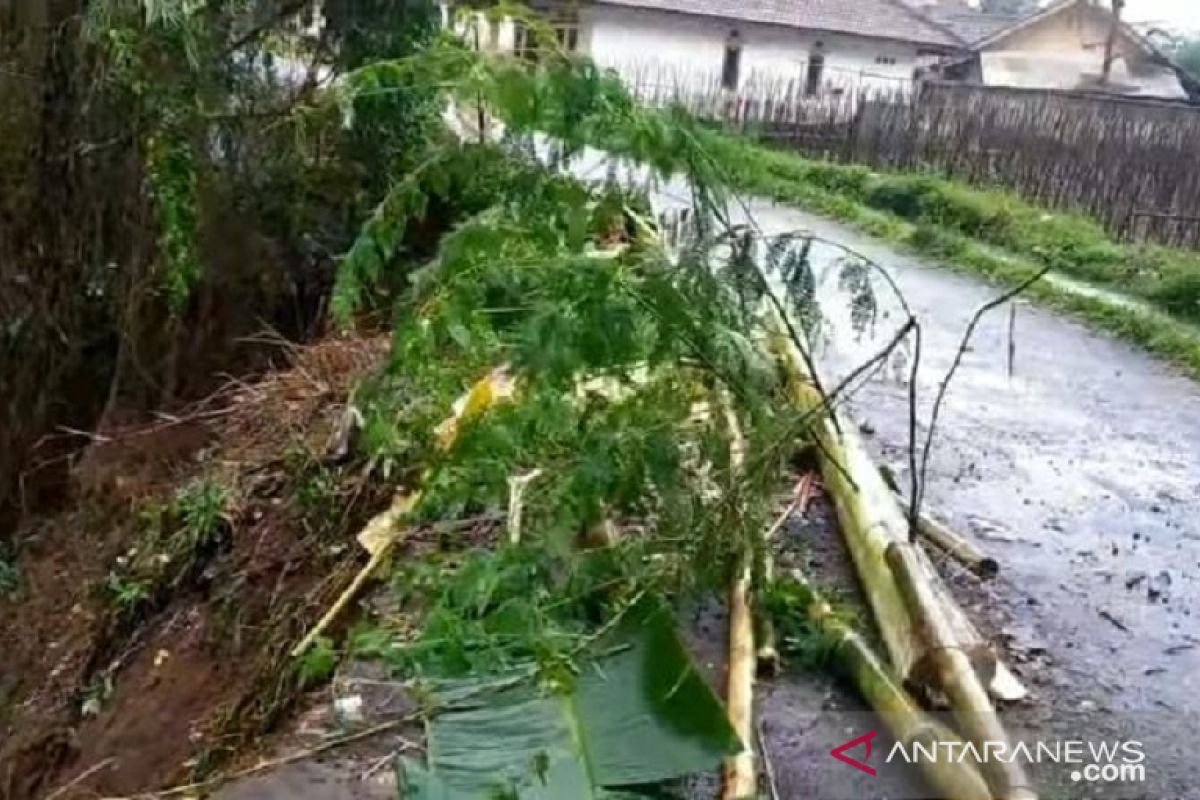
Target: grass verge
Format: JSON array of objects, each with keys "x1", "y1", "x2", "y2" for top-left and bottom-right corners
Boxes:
[{"x1": 698, "y1": 131, "x2": 1200, "y2": 379}]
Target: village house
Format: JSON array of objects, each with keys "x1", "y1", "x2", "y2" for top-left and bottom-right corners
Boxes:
[
  {"x1": 459, "y1": 0, "x2": 1195, "y2": 103},
  {"x1": 920, "y1": 0, "x2": 1195, "y2": 100},
  {"x1": 467, "y1": 0, "x2": 963, "y2": 95}
]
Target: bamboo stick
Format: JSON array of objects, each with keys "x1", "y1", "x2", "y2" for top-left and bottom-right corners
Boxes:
[
  {"x1": 754, "y1": 485, "x2": 798, "y2": 675},
  {"x1": 887, "y1": 543, "x2": 1037, "y2": 800},
  {"x1": 879, "y1": 465, "x2": 999, "y2": 580},
  {"x1": 915, "y1": 510, "x2": 999, "y2": 580},
  {"x1": 769, "y1": 325, "x2": 922, "y2": 680},
  {"x1": 720, "y1": 396, "x2": 757, "y2": 800},
  {"x1": 786, "y1": 569, "x2": 992, "y2": 800}
]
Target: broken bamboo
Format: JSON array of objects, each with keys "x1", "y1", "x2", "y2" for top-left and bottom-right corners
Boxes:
[
  {"x1": 767, "y1": 318, "x2": 1035, "y2": 798},
  {"x1": 879, "y1": 464, "x2": 999, "y2": 579},
  {"x1": 887, "y1": 543, "x2": 1036, "y2": 800},
  {"x1": 292, "y1": 366, "x2": 517, "y2": 658},
  {"x1": 915, "y1": 510, "x2": 1000, "y2": 580},
  {"x1": 754, "y1": 487, "x2": 797, "y2": 675},
  {"x1": 769, "y1": 323, "x2": 1025, "y2": 694},
  {"x1": 786, "y1": 569, "x2": 992, "y2": 800},
  {"x1": 720, "y1": 395, "x2": 757, "y2": 800}
]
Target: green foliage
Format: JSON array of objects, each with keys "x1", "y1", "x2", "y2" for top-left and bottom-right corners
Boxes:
[
  {"x1": 105, "y1": 478, "x2": 231, "y2": 620},
  {"x1": 325, "y1": 0, "x2": 442, "y2": 189},
  {"x1": 299, "y1": 636, "x2": 340, "y2": 687},
  {"x1": 106, "y1": 571, "x2": 153, "y2": 610},
  {"x1": 764, "y1": 575, "x2": 856, "y2": 671},
  {"x1": 358, "y1": 542, "x2": 644, "y2": 679},
  {"x1": 146, "y1": 128, "x2": 201, "y2": 311},
  {"x1": 323, "y1": 42, "x2": 830, "y2": 710}
]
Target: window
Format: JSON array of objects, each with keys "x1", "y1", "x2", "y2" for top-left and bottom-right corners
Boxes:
[
  {"x1": 515, "y1": 13, "x2": 579, "y2": 57},
  {"x1": 555, "y1": 24, "x2": 580, "y2": 52},
  {"x1": 514, "y1": 22, "x2": 536, "y2": 60},
  {"x1": 875, "y1": 55, "x2": 897, "y2": 66},
  {"x1": 805, "y1": 53, "x2": 824, "y2": 96},
  {"x1": 722, "y1": 31, "x2": 742, "y2": 90}
]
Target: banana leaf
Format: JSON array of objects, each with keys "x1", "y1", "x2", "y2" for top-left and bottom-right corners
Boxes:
[{"x1": 399, "y1": 598, "x2": 741, "y2": 799}]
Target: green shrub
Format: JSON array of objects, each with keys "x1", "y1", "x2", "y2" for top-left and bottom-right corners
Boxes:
[{"x1": 1146, "y1": 268, "x2": 1200, "y2": 324}]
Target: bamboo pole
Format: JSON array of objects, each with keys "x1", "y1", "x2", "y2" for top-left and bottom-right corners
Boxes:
[
  {"x1": 767, "y1": 318, "x2": 1035, "y2": 798},
  {"x1": 720, "y1": 396, "x2": 757, "y2": 800},
  {"x1": 914, "y1": 510, "x2": 999, "y2": 580},
  {"x1": 769, "y1": 325, "x2": 922, "y2": 680},
  {"x1": 878, "y1": 466, "x2": 999, "y2": 579},
  {"x1": 769, "y1": 324, "x2": 1014, "y2": 686},
  {"x1": 887, "y1": 543, "x2": 1037, "y2": 800},
  {"x1": 786, "y1": 569, "x2": 992, "y2": 800}
]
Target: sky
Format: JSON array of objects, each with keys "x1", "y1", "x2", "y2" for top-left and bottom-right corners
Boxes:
[{"x1": 1123, "y1": 0, "x2": 1200, "y2": 35}]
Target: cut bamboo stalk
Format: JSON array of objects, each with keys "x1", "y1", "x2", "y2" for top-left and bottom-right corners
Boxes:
[
  {"x1": 878, "y1": 466, "x2": 999, "y2": 580},
  {"x1": 887, "y1": 543, "x2": 1037, "y2": 800},
  {"x1": 720, "y1": 395, "x2": 757, "y2": 800},
  {"x1": 915, "y1": 510, "x2": 999, "y2": 580},
  {"x1": 767, "y1": 316, "x2": 1034, "y2": 797},
  {"x1": 769, "y1": 324, "x2": 1016, "y2": 690},
  {"x1": 769, "y1": 324, "x2": 922, "y2": 681},
  {"x1": 786, "y1": 569, "x2": 992, "y2": 800}
]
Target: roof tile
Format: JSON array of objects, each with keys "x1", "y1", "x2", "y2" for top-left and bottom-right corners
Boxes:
[{"x1": 595, "y1": 0, "x2": 962, "y2": 47}]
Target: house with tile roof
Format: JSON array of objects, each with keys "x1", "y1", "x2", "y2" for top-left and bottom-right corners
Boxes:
[
  {"x1": 470, "y1": 0, "x2": 966, "y2": 96},
  {"x1": 459, "y1": 0, "x2": 1193, "y2": 102},
  {"x1": 914, "y1": 0, "x2": 1194, "y2": 101}
]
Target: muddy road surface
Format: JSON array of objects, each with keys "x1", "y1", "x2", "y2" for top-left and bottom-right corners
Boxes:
[{"x1": 737, "y1": 198, "x2": 1200, "y2": 799}]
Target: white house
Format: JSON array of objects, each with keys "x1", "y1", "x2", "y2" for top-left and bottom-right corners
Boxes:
[
  {"x1": 456, "y1": 0, "x2": 1195, "y2": 103},
  {"x1": 464, "y1": 0, "x2": 962, "y2": 97},
  {"x1": 920, "y1": 0, "x2": 1194, "y2": 101},
  {"x1": 577, "y1": 0, "x2": 962, "y2": 97}
]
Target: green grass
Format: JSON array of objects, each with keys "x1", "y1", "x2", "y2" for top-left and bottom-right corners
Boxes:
[{"x1": 697, "y1": 131, "x2": 1200, "y2": 378}]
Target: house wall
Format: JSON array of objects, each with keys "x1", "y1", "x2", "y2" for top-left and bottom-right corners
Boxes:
[
  {"x1": 978, "y1": 2, "x2": 1185, "y2": 99},
  {"x1": 579, "y1": 4, "x2": 921, "y2": 97}
]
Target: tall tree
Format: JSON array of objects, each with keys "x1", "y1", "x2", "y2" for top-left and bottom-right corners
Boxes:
[{"x1": 1176, "y1": 38, "x2": 1200, "y2": 78}]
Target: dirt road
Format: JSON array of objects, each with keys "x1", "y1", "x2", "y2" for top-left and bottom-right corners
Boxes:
[{"x1": 738, "y1": 198, "x2": 1200, "y2": 800}]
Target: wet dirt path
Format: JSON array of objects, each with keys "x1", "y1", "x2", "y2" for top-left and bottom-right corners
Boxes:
[{"x1": 738, "y1": 198, "x2": 1200, "y2": 799}]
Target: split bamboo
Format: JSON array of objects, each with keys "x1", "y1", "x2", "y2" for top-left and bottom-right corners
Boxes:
[
  {"x1": 786, "y1": 569, "x2": 992, "y2": 800},
  {"x1": 887, "y1": 543, "x2": 1037, "y2": 800}
]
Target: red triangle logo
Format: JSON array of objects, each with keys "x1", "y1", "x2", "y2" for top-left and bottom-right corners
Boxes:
[{"x1": 830, "y1": 730, "x2": 878, "y2": 776}]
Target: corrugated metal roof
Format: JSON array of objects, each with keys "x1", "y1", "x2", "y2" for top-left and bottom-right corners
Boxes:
[{"x1": 595, "y1": 0, "x2": 963, "y2": 48}]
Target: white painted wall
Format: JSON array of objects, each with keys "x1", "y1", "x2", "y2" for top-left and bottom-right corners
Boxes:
[
  {"x1": 978, "y1": 2, "x2": 1187, "y2": 99},
  {"x1": 579, "y1": 4, "x2": 919, "y2": 98}
]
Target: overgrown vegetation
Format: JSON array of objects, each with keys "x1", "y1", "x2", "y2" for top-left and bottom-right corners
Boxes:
[
  {"x1": 11, "y1": 1, "x2": 1182, "y2": 796},
  {"x1": 697, "y1": 133, "x2": 1200, "y2": 375},
  {"x1": 0, "y1": 0, "x2": 442, "y2": 523}
]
